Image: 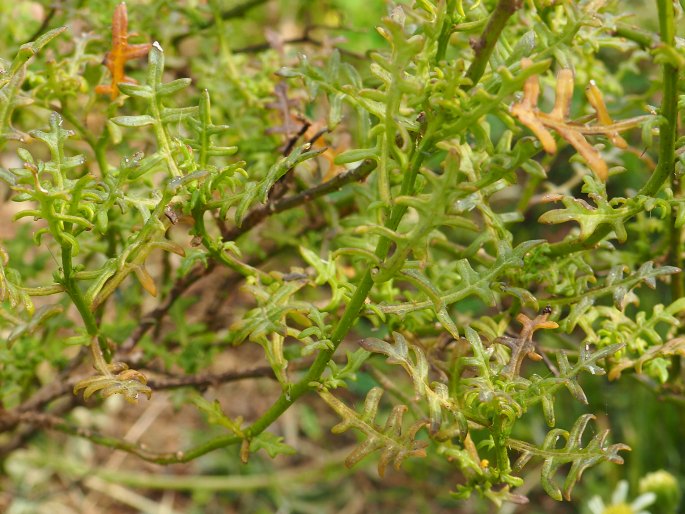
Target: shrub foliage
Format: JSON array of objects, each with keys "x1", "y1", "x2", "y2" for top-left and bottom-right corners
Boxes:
[{"x1": 0, "y1": 0, "x2": 683, "y2": 509}]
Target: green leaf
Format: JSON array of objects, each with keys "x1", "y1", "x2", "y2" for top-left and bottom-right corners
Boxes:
[
  {"x1": 361, "y1": 332, "x2": 457, "y2": 434},
  {"x1": 193, "y1": 396, "x2": 244, "y2": 436},
  {"x1": 0, "y1": 247, "x2": 34, "y2": 314},
  {"x1": 7, "y1": 304, "x2": 63, "y2": 346},
  {"x1": 538, "y1": 176, "x2": 638, "y2": 242},
  {"x1": 378, "y1": 240, "x2": 544, "y2": 316},
  {"x1": 156, "y1": 78, "x2": 192, "y2": 97},
  {"x1": 319, "y1": 387, "x2": 429, "y2": 477},
  {"x1": 510, "y1": 415, "x2": 630, "y2": 501},
  {"x1": 323, "y1": 348, "x2": 371, "y2": 389},
  {"x1": 116, "y1": 83, "x2": 153, "y2": 99},
  {"x1": 234, "y1": 143, "x2": 326, "y2": 226},
  {"x1": 111, "y1": 115, "x2": 156, "y2": 127},
  {"x1": 7, "y1": 26, "x2": 67, "y2": 77},
  {"x1": 334, "y1": 147, "x2": 379, "y2": 164},
  {"x1": 249, "y1": 431, "x2": 297, "y2": 458}
]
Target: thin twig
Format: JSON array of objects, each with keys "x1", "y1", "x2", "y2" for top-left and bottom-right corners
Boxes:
[
  {"x1": 119, "y1": 262, "x2": 216, "y2": 353},
  {"x1": 0, "y1": 397, "x2": 77, "y2": 458},
  {"x1": 233, "y1": 34, "x2": 366, "y2": 60},
  {"x1": 463, "y1": 0, "x2": 522, "y2": 90},
  {"x1": 25, "y1": 7, "x2": 57, "y2": 44},
  {"x1": 147, "y1": 354, "x2": 345, "y2": 390},
  {"x1": 172, "y1": 0, "x2": 269, "y2": 45},
  {"x1": 221, "y1": 159, "x2": 376, "y2": 241},
  {"x1": 147, "y1": 365, "x2": 277, "y2": 389}
]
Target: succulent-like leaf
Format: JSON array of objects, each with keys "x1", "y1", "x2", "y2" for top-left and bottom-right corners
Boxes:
[
  {"x1": 234, "y1": 143, "x2": 326, "y2": 226},
  {"x1": 378, "y1": 240, "x2": 544, "y2": 316},
  {"x1": 319, "y1": 387, "x2": 429, "y2": 477},
  {"x1": 515, "y1": 343, "x2": 623, "y2": 427},
  {"x1": 249, "y1": 431, "x2": 297, "y2": 459},
  {"x1": 557, "y1": 261, "x2": 680, "y2": 332},
  {"x1": 74, "y1": 362, "x2": 151, "y2": 404},
  {"x1": 609, "y1": 337, "x2": 685, "y2": 381},
  {"x1": 361, "y1": 332, "x2": 457, "y2": 433},
  {"x1": 322, "y1": 348, "x2": 371, "y2": 389},
  {"x1": 193, "y1": 396, "x2": 245, "y2": 436},
  {"x1": 6, "y1": 304, "x2": 63, "y2": 346},
  {"x1": 509, "y1": 415, "x2": 630, "y2": 501},
  {"x1": 0, "y1": 246, "x2": 34, "y2": 315}
]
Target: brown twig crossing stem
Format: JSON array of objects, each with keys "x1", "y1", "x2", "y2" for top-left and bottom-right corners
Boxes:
[
  {"x1": 118, "y1": 159, "x2": 376, "y2": 354},
  {"x1": 463, "y1": 0, "x2": 522, "y2": 90},
  {"x1": 222, "y1": 159, "x2": 376, "y2": 241},
  {"x1": 172, "y1": 0, "x2": 269, "y2": 45}
]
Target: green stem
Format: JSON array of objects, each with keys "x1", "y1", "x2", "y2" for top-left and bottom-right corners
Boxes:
[
  {"x1": 653, "y1": 0, "x2": 684, "y2": 380},
  {"x1": 212, "y1": 0, "x2": 257, "y2": 106},
  {"x1": 151, "y1": 111, "x2": 181, "y2": 178},
  {"x1": 436, "y1": 0, "x2": 458, "y2": 62},
  {"x1": 61, "y1": 246, "x2": 94, "y2": 334},
  {"x1": 493, "y1": 415, "x2": 511, "y2": 478},
  {"x1": 654, "y1": 0, "x2": 683, "y2": 300},
  {"x1": 463, "y1": 0, "x2": 521, "y2": 90},
  {"x1": 61, "y1": 244, "x2": 109, "y2": 360},
  {"x1": 246, "y1": 130, "x2": 435, "y2": 439},
  {"x1": 85, "y1": 132, "x2": 432, "y2": 465},
  {"x1": 193, "y1": 206, "x2": 256, "y2": 278},
  {"x1": 613, "y1": 22, "x2": 658, "y2": 49},
  {"x1": 37, "y1": 448, "x2": 351, "y2": 491},
  {"x1": 59, "y1": 106, "x2": 109, "y2": 177},
  {"x1": 644, "y1": 1, "x2": 678, "y2": 201},
  {"x1": 670, "y1": 196, "x2": 683, "y2": 300}
]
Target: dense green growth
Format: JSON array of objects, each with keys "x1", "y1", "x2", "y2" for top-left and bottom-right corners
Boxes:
[{"x1": 0, "y1": 0, "x2": 684, "y2": 512}]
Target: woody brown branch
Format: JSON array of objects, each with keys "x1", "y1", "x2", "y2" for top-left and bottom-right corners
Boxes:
[
  {"x1": 222, "y1": 159, "x2": 375, "y2": 241},
  {"x1": 463, "y1": 0, "x2": 523, "y2": 90}
]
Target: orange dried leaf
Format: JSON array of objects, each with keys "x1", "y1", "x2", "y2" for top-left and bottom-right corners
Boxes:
[
  {"x1": 585, "y1": 80, "x2": 628, "y2": 149},
  {"x1": 96, "y1": 2, "x2": 151, "y2": 99},
  {"x1": 556, "y1": 125, "x2": 609, "y2": 181},
  {"x1": 510, "y1": 60, "x2": 636, "y2": 182},
  {"x1": 550, "y1": 68, "x2": 574, "y2": 119},
  {"x1": 511, "y1": 61, "x2": 558, "y2": 153},
  {"x1": 527, "y1": 351, "x2": 544, "y2": 361},
  {"x1": 501, "y1": 311, "x2": 558, "y2": 377},
  {"x1": 520, "y1": 58, "x2": 540, "y2": 107},
  {"x1": 511, "y1": 102, "x2": 557, "y2": 153},
  {"x1": 132, "y1": 264, "x2": 157, "y2": 296}
]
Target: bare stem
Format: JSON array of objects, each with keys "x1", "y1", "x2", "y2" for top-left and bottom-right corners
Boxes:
[{"x1": 463, "y1": 0, "x2": 522, "y2": 90}]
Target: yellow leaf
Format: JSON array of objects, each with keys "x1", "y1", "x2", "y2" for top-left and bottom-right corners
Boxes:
[{"x1": 132, "y1": 265, "x2": 157, "y2": 296}]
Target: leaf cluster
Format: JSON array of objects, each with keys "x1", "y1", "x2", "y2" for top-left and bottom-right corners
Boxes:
[{"x1": 0, "y1": 0, "x2": 683, "y2": 510}]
